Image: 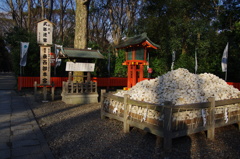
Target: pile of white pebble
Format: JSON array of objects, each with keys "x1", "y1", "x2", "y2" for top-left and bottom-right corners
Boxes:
[{"x1": 114, "y1": 68, "x2": 240, "y2": 105}]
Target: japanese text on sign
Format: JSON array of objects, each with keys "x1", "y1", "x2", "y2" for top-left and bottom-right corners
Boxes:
[
  {"x1": 40, "y1": 46, "x2": 51, "y2": 85},
  {"x1": 37, "y1": 20, "x2": 53, "y2": 45},
  {"x1": 66, "y1": 62, "x2": 95, "y2": 72}
]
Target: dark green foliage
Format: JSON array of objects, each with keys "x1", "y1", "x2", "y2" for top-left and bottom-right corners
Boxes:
[
  {"x1": 0, "y1": 37, "x2": 12, "y2": 72},
  {"x1": 113, "y1": 50, "x2": 127, "y2": 77},
  {"x1": 135, "y1": 0, "x2": 240, "y2": 82},
  {"x1": 5, "y1": 27, "x2": 40, "y2": 76},
  {"x1": 3, "y1": 0, "x2": 240, "y2": 82}
]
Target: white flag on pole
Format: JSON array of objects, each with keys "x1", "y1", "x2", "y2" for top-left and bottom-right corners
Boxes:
[
  {"x1": 55, "y1": 44, "x2": 62, "y2": 67},
  {"x1": 195, "y1": 49, "x2": 198, "y2": 74},
  {"x1": 221, "y1": 42, "x2": 229, "y2": 72},
  {"x1": 55, "y1": 44, "x2": 62, "y2": 57},
  {"x1": 20, "y1": 42, "x2": 29, "y2": 66},
  {"x1": 171, "y1": 51, "x2": 175, "y2": 70}
]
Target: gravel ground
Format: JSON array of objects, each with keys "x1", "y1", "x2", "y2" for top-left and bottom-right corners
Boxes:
[{"x1": 23, "y1": 89, "x2": 240, "y2": 159}]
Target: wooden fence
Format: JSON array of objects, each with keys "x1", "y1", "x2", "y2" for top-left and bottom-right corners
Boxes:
[
  {"x1": 101, "y1": 93, "x2": 240, "y2": 151},
  {"x1": 62, "y1": 81, "x2": 97, "y2": 94},
  {"x1": 17, "y1": 77, "x2": 240, "y2": 91},
  {"x1": 18, "y1": 77, "x2": 69, "y2": 90},
  {"x1": 227, "y1": 82, "x2": 240, "y2": 90},
  {"x1": 17, "y1": 77, "x2": 128, "y2": 90}
]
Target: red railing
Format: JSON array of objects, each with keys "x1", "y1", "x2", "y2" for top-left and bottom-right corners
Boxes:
[
  {"x1": 227, "y1": 82, "x2": 240, "y2": 90},
  {"x1": 17, "y1": 77, "x2": 240, "y2": 91},
  {"x1": 18, "y1": 77, "x2": 69, "y2": 90},
  {"x1": 17, "y1": 77, "x2": 128, "y2": 90},
  {"x1": 91, "y1": 77, "x2": 127, "y2": 87}
]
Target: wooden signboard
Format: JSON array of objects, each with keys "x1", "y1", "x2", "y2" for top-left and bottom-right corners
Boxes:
[
  {"x1": 66, "y1": 62, "x2": 95, "y2": 72},
  {"x1": 40, "y1": 46, "x2": 51, "y2": 85},
  {"x1": 37, "y1": 19, "x2": 53, "y2": 45}
]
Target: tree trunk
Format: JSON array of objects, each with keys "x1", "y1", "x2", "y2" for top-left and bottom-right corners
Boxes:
[
  {"x1": 74, "y1": 0, "x2": 90, "y2": 49},
  {"x1": 47, "y1": 0, "x2": 53, "y2": 21},
  {"x1": 74, "y1": 0, "x2": 90, "y2": 83},
  {"x1": 8, "y1": 0, "x2": 17, "y2": 26},
  {"x1": 27, "y1": 0, "x2": 31, "y2": 32},
  {"x1": 17, "y1": 0, "x2": 23, "y2": 27},
  {"x1": 59, "y1": 0, "x2": 64, "y2": 43},
  {"x1": 41, "y1": 0, "x2": 45, "y2": 19}
]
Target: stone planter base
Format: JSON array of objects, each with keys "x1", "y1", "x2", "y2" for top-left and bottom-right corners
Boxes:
[{"x1": 61, "y1": 93, "x2": 98, "y2": 104}]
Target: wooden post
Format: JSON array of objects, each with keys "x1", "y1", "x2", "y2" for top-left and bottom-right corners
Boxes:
[
  {"x1": 127, "y1": 65, "x2": 131, "y2": 88},
  {"x1": 163, "y1": 102, "x2": 173, "y2": 151},
  {"x1": 71, "y1": 81, "x2": 73, "y2": 93},
  {"x1": 156, "y1": 136, "x2": 162, "y2": 149},
  {"x1": 62, "y1": 81, "x2": 65, "y2": 94},
  {"x1": 51, "y1": 82, "x2": 55, "y2": 101},
  {"x1": 87, "y1": 72, "x2": 91, "y2": 82},
  {"x1": 34, "y1": 81, "x2": 37, "y2": 100},
  {"x1": 43, "y1": 86, "x2": 47, "y2": 101},
  {"x1": 76, "y1": 81, "x2": 79, "y2": 93},
  {"x1": 66, "y1": 81, "x2": 69, "y2": 93},
  {"x1": 34, "y1": 81, "x2": 37, "y2": 95},
  {"x1": 124, "y1": 94, "x2": 130, "y2": 133},
  {"x1": 100, "y1": 90, "x2": 106, "y2": 119},
  {"x1": 139, "y1": 64, "x2": 144, "y2": 81},
  {"x1": 81, "y1": 83, "x2": 83, "y2": 93},
  {"x1": 68, "y1": 71, "x2": 72, "y2": 82},
  {"x1": 207, "y1": 97, "x2": 215, "y2": 140},
  {"x1": 238, "y1": 107, "x2": 240, "y2": 131},
  {"x1": 238, "y1": 121, "x2": 240, "y2": 132},
  {"x1": 51, "y1": 86, "x2": 54, "y2": 101},
  {"x1": 90, "y1": 81, "x2": 93, "y2": 93},
  {"x1": 132, "y1": 65, "x2": 137, "y2": 86}
]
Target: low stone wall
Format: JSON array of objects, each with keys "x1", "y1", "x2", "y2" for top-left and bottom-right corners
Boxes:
[{"x1": 62, "y1": 93, "x2": 98, "y2": 104}]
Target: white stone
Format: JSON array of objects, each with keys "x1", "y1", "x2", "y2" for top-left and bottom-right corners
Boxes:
[
  {"x1": 114, "y1": 68, "x2": 240, "y2": 105},
  {"x1": 111, "y1": 68, "x2": 240, "y2": 121}
]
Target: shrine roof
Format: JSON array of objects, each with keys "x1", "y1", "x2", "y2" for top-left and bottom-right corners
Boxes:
[
  {"x1": 115, "y1": 33, "x2": 160, "y2": 49},
  {"x1": 60, "y1": 48, "x2": 104, "y2": 59}
]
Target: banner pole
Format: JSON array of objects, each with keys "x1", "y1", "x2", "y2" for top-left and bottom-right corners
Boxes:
[
  {"x1": 225, "y1": 70, "x2": 227, "y2": 81},
  {"x1": 20, "y1": 66, "x2": 22, "y2": 90}
]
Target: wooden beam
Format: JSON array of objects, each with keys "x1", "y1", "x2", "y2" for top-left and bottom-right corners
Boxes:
[
  {"x1": 127, "y1": 120, "x2": 164, "y2": 137},
  {"x1": 124, "y1": 94, "x2": 130, "y2": 133},
  {"x1": 207, "y1": 97, "x2": 215, "y2": 140},
  {"x1": 163, "y1": 102, "x2": 173, "y2": 151}
]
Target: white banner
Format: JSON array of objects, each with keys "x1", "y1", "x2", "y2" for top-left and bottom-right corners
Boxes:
[
  {"x1": 56, "y1": 59, "x2": 62, "y2": 67},
  {"x1": 221, "y1": 42, "x2": 229, "y2": 72},
  {"x1": 20, "y1": 42, "x2": 29, "y2": 66},
  {"x1": 195, "y1": 49, "x2": 198, "y2": 74},
  {"x1": 171, "y1": 51, "x2": 175, "y2": 70},
  {"x1": 55, "y1": 44, "x2": 62, "y2": 67},
  {"x1": 55, "y1": 44, "x2": 62, "y2": 57},
  {"x1": 66, "y1": 62, "x2": 95, "y2": 72}
]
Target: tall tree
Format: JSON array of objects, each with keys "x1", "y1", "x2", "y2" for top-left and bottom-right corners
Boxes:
[
  {"x1": 74, "y1": 0, "x2": 90, "y2": 49},
  {"x1": 47, "y1": 0, "x2": 53, "y2": 20},
  {"x1": 8, "y1": 0, "x2": 18, "y2": 26},
  {"x1": 88, "y1": 0, "x2": 110, "y2": 50},
  {"x1": 40, "y1": 0, "x2": 45, "y2": 19},
  {"x1": 137, "y1": 0, "x2": 218, "y2": 75},
  {"x1": 27, "y1": 0, "x2": 31, "y2": 32},
  {"x1": 106, "y1": 0, "x2": 142, "y2": 46}
]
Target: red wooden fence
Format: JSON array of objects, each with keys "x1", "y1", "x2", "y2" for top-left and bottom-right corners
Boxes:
[
  {"x1": 227, "y1": 82, "x2": 240, "y2": 90},
  {"x1": 17, "y1": 77, "x2": 240, "y2": 91},
  {"x1": 17, "y1": 77, "x2": 128, "y2": 90}
]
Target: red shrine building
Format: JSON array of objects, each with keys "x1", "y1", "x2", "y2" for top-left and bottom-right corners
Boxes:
[{"x1": 115, "y1": 33, "x2": 160, "y2": 90}]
